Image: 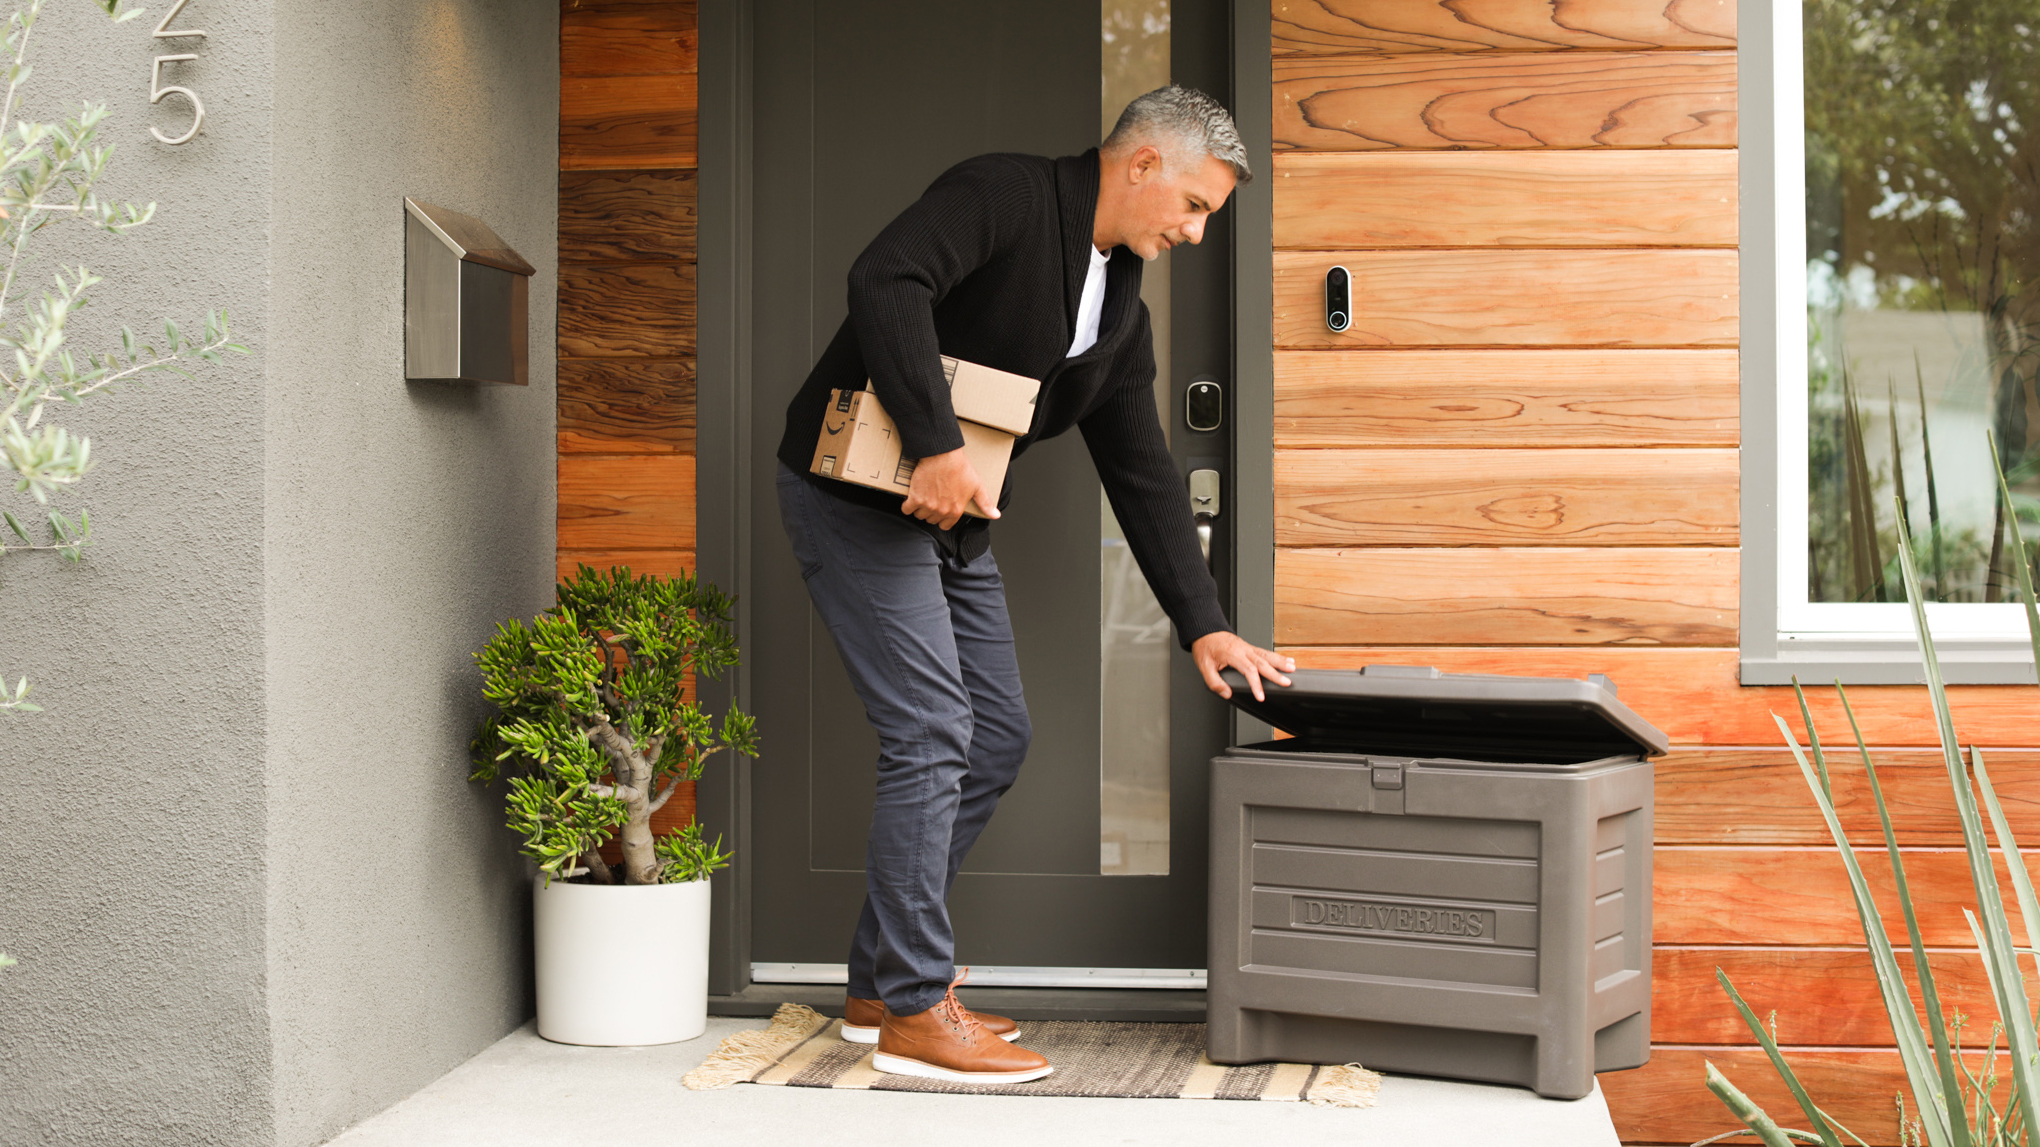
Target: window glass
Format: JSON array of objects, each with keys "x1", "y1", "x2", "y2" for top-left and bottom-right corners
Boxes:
[
  {"x1": 1804, "y1": 0, "x2": 2039, "y2": 603},
  {"x1": 1099, "y1": 0, "x2": 1171, "y2": 876}
]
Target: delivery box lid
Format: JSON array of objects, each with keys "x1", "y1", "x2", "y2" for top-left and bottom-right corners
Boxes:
[
  {"x1": 868, "y1": 356, "x2": 1040, "y2": 438},
  {"x1": 1219, "y1": 665, "x2": 1669, "y2": 763}
]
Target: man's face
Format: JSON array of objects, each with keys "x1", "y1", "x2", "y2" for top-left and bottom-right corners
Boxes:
[{"x1": 1116, "y1": 147, "x2": 1236, "y2": 260}]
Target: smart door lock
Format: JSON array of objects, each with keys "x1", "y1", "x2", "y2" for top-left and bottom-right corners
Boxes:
[
  {"x1": 1325, "y1": 265, "x2": 1351, "y2": 333},
  {"x1": 1184, "y1": 376, "x2": 1223, "y2": 433}
]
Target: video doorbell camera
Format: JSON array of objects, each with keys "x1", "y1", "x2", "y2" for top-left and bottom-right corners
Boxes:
[{"x1": 1324, "y1": 265, "x2": 1351, "y2": 333}]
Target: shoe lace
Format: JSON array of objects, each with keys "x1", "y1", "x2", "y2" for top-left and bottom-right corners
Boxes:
[{"x1": 936, "y1": 968, "x2": 984, "y2": 1041}]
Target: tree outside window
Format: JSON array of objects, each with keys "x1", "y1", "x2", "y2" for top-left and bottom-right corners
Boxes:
[{"x1": 1804, "y1": 0, "x2": 2039, "y2": 604}]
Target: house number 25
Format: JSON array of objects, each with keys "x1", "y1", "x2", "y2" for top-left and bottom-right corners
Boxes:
[{"x1": 148, "y1": 0, "x2": 206, "y2": 145}]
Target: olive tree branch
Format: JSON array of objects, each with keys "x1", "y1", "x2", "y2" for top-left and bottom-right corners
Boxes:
[
  {"x1": 4, "y1": 319, "x2": 240, "y2": 424},
  {"x1": 33, "y1": 330, "x2": 237, "y2": 405},
  {"x1": 0, "y1": 537, "x2": 79, "y2": 551},
  {"x1": 0, "y1": 0, "x2": 239, "y2": 717},
  {"x1": 0, "y1": 3, "x2": 39, "y2": 135},
  {"x1": 0, "y1": 210, "x2": 32, "y2": 334}
]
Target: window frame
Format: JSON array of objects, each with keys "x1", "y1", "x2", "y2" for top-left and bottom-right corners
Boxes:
[{"x1": 1739, "y1": 0, "x2": 2039, "y2": 685}]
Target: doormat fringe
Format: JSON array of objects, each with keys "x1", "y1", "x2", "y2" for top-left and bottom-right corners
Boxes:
[
  {"x1": 1306, "y1": 1063, "x2": 1383, "y2": 1108},
  {"x1": 681, "y1": 1004, "x2": 1379, "y2": 1107},
  {"x1": 682, "y1": 1003, "x2": 830, "y2": 1090}
]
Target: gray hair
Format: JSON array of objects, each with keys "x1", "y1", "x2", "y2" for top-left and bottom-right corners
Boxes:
[{"x1": 1102, "y1": 84, "x2": 1252, "y2": 184}]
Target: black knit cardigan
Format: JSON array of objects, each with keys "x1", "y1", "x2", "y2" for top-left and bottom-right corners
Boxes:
[{"x1": 775, "y1": 149, "x2": 1230, "y2": 647}]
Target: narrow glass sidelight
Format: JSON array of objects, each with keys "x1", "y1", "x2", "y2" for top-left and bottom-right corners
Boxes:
[
  {"x1": 1802, "y1": 1, "x2": 2039, "y2": 605},
  {"x1": 1099, "y1": 0, "x2": 1172, "y2": 876}
]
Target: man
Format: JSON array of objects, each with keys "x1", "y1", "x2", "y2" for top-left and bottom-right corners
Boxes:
[{"x1": 774, "y1": 86, "x2": 1295, "y2": 1083}]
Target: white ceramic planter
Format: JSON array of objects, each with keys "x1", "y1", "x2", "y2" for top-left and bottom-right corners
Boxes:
[{"x1": 533, "y1": 875, "x2": 711, "y2": 1046}]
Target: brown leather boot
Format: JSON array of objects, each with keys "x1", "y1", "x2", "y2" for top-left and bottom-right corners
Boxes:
[
  {"x1": 842, "y1": 994, "x2": 1021, "y2": 1044},
  {"x1": 872, "y1": 985, "x2": 1052, "y2": 1083}
]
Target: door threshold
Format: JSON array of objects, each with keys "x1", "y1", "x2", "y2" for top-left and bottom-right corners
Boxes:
[
  {"x1": 749, "y1": 963, "x2": 1207, "y2": 989},
  {"x1": 710, "y1": 981, "x2": 1208, "y2": 1023}
]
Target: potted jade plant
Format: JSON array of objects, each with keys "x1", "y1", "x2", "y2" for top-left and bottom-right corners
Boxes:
[{"x1": 470, "y1": 565, "x2": 757, "y2": 1046}]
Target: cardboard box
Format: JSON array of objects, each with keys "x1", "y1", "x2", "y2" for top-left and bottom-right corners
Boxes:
[
  {"x1": 809, "y1": 357, "x2": 1040, "y2": 519},
  {"x1": 810, "y1": 389, "x2": 1013, "y2": 518},
  {"x1": 937, "y1": 356, "x2": 1039, "y2": 436}
]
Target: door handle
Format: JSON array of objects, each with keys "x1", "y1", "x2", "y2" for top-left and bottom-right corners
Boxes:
[{"x1": 1188, "y1": 469, "x2": 1221, "y2": 569}]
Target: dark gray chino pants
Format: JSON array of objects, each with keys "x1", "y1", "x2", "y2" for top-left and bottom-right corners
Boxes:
[{"x1": 775, "y1": 463, "x2": 1032, "y2": 1017}]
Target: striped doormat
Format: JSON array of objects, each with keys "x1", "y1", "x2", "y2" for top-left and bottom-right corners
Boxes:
[{"x1": 682, "y1": 1003, "x2": 1380, "y2": 1107}]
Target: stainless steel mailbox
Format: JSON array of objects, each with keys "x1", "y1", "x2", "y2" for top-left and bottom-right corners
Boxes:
[
  {"x1": 404, "y1": 198, "x2": 535, "y2": 385},
  {"x1": 1208, "y1": 665, "x2": 1667, "y2": 1100}
]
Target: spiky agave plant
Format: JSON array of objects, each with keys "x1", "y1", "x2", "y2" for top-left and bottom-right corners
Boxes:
[{"x1": 1700, "y1": 437, "x2": 2040, "y2": 1147}]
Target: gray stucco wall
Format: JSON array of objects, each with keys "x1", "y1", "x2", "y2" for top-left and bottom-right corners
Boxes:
[
  {"x1": 263, "y1": 2, "x2": 557, "y2": 1145},
  {"x1": 0, "y1": 2, "x2": 278, "y2": 1143},
  {"x1": 0, "y1": 2, "x2": 558, "y2": 1145}
]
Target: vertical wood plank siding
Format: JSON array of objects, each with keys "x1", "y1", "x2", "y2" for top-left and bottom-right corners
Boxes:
[
  {"x1": 557, "y1": 0, "x2": 698, "y2": 583},
  {"x1": 1265, "y1": 4, "x2": 2030, "y2": 1142}
]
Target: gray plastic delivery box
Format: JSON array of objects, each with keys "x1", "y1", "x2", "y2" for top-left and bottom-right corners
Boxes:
[{"x1": 1206, "y1": 664, "x2": 1666, "y2": 1100}]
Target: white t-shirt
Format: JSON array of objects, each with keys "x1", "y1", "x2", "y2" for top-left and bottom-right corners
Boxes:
[{"x1": 1066, "y1": 245, "x2": 1111, "y2": 358}]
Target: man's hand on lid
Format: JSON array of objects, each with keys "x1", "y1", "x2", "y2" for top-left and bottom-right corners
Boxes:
[{"x1": 1193, "y1": 632, "x2": 1295, "y2": 702}]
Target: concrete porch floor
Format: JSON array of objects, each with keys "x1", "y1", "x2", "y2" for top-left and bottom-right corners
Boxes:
[{"x1": 326, "y1": 1017, "x2": 1622, "y2": 1146}]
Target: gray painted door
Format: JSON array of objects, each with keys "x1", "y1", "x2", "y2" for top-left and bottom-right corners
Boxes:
[{"x1": 746, "y1": 0, "x2": 1236, "y2": 973}]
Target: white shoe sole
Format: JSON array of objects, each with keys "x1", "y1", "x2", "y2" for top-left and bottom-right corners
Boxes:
[
  {"x1": 871, "y1": 1052, "x2": 1053, "y2": 1083},
  {"x1": 842, "y1": 1022, "x2": 1022, "y2": 1044}
]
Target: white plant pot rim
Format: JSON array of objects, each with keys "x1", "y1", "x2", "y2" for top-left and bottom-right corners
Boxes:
[{"x1": 535, "y1": 875, "x2": 710, "y2": 889}]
